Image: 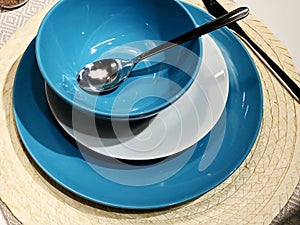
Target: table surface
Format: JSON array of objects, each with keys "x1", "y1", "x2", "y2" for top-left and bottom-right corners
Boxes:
[
  {"x1": 235, "y1": 0, "x2": 300, "y2": 72},
  {"x1": 0, "y1": 0, "x2": 299, "y2": 224}
]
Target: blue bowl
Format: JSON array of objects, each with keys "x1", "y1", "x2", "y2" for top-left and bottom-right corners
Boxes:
[{"x1": 36, "y1": 0, "x2": 202, "y2": 120}]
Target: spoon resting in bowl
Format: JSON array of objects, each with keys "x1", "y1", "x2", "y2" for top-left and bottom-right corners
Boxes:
[{"x1": 77, "y1": 7, "x2": 249, "y2": 94}]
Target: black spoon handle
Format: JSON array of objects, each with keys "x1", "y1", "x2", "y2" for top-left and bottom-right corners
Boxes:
[{"x1": 134, "y1": 7, "x2": 249, "y2": 63}]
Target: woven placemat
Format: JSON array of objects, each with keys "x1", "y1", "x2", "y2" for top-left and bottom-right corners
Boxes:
[{"x1": 0, "y1": 0, "x2": 299, "y2": 224}]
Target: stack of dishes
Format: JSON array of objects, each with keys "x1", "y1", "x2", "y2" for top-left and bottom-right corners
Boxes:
[{"x1": 12, "y1": 0, "x2": 262, "y2": 209}]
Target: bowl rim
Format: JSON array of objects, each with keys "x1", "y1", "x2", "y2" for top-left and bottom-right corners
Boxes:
[{"x1": 35, "y1": 0, "x2": 203, "y2": 120}]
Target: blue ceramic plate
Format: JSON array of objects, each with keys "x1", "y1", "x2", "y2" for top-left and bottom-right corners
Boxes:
[{"x1": 13, "y1": 4, "x2": 262, "y2": 209}]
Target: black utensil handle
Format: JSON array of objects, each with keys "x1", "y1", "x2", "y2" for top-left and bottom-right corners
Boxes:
[
  {"x1": 135, "y1": 7, "x2": 249, "y2": 63},
  {"x1": 229, "y1": 23, "x2": 300, "y2": 103}
]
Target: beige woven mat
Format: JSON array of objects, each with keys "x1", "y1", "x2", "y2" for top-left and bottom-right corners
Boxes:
[{"x1": 0, "y1": 0, "x2": 299, "y2": 224}]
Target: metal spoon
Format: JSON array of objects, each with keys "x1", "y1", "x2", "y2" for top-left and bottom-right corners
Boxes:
[{"x1": 77, "y1": 7, "x2": 249, "y2": 94}]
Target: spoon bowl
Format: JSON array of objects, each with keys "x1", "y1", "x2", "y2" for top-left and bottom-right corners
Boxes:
[{"x1": 77, "y1": 58, "x2": 134, "y2": 93}]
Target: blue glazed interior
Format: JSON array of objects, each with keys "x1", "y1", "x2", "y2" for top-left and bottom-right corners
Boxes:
[{"x1": 36, "y1": 0, "x2": 202, "y2": 119}]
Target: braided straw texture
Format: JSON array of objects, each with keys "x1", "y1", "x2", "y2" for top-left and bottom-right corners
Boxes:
[{"x1": 0, "y1": 0, "x2": 299, "y2": 224}]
